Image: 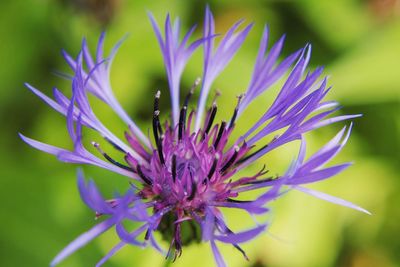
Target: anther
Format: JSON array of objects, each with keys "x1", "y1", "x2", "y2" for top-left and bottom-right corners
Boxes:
[
  {"x1": 220, "y1": 146, "x2": 240, "y2": 173},
  {"x1": 92, "y1": 142, "x2": 134, "y2": 172}
]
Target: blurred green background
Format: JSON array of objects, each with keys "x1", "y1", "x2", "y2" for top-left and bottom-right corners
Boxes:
[{"x1": 0, "y1": 0, "x2": 399, "y2": 266}]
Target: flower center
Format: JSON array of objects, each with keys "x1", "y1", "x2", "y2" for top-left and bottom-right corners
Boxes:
[{"x1": 119, "y1": 84, "x2": 258, "y2": 259}]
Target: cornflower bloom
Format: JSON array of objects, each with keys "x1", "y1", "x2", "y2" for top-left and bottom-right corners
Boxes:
[{"x1": 20, "y1": 7, "x2": 369, "y2": 267}]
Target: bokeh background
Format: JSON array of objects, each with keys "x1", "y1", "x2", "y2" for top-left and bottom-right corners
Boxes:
[{"x1": 1, "y1": 0, "x2": 399, "y2": 266}]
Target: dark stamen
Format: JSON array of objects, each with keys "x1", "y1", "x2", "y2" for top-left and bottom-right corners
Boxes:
[
  {"x1": 204, "y1": 103, "x2": 217, "y2": 137},
  {"x1": 228, "y1": 110, "x2": 238, "y2": 129},
  {"x1": 220, "y1": 146, "x2": 240, "y2": 173},
  {"x1": 228, "y1": 94, "x2": 244, "y2": 129},
  {"x1": 152, "y1": 109, "x2": 165, "y2": 165},
  {"x1": 172, "y1": 154, "x2": 177, "y2": 182},
  {"x1": 92, "y1": 142, "x2": 134, "y2": 172},
  {"x1": 178, "y1": 107, "x2": 186, "y2": 140},
  {"x1": 157, "y1": 135, "x2": 165, "y2": 165},
  {"x1": 152, "y1": 111, "x2": 160, "y2": 143},
  {"x1": 245, "y1": 176, "x2": 275, "y2": 185},
  {"x1": 233, "y1": 244, "x2": 249, "y2": 261},
  {"x1": 145, "y1": 229, "x2": 151, "y2": 240},
  {"x1": 258, "y1": 164, "x2": 269, "y2": 176},
  {"x1": 207, "y1": 155, "x2": 219, "y2": 181},
  {"x1": 157, "y1": 119, "x2": 163, "y2": 136},
  {"x1": 187, "y1": 181, "x2": 197, "y2": 201},
  {"x1": 219, "y1": 223, "x2": 249, "y2": 261},
  {"x1": 178, "y1": 78, "x2": 200, "y2": 140},
  {"x1": 227, "y1": 198, "x2": 251, "y2": 203},
  {"x1": 152, "y1": 91, "x2": 165, "y2": 165},
  {"x1": 154, "y1": 90, "x2": 160, "y2": 112},
  {"x1": 136, "y1": 165, "x2": 153, "y2": 186},
  {"x1": 235, "y1": 143, "x2": 270, "y2": 165},
  {"x1": 213, "y1": 120, "x2": 226, "y2": 148},
  {"x1": 184, "y1": 77, "x2": 201, "y2": 107},
  {"x1": 153, "y1": 90, "x2": 163, "y2": 137},
  {"x1": 103, "y1": 136, "x2": 126, "y2": 153}
]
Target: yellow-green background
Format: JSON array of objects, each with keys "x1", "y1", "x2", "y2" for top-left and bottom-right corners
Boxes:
[{"x1": 0, "y1": 0, "x2": 399, "y2": 266}]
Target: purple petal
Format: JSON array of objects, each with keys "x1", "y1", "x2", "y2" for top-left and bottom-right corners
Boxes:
[
  {"x1": 19, "y1": 134, "x2": 67, "y2": 155},
  {"x1": 61, "y1": 49, "x2": 76, "y2": 70},
  {"x1": 308, "y1": 114, "x2": 362, "y2": 131},
  {"x1": 294, "y1": 186, "x2": 371, "y2": 215},
  {"x1": 288, "y1": 163, "x2": 352, "y2": 184},
  {"x1": 50, "y1": 218, "x2": 116, "y2": 267},
  {"x1": 148, "y1": 12, "x2": 204, "y2": 126},
  {"x1": 298, "y1": 124, "x2": 352, "y2": 173},
  {"x1": 115, "y1": 223, "x2": 147, "y2": 246},
  {"x1": 150, "y1": 234, "x2": 167, "y2": 256},
  {"x1": 96, "y1": 32, "x2": 106, "y2": 63},
  {"x1": 213, "y1": 202, "x2": 269, "y2": 214},
  {"x1": 77, "y1": 171, "x2": 112, "y2": 213},
  {"x1": 95, "y1": 241, "x2": 125, "y2": 267},
  {"x1": 202, "y1": 207, "x2": 215, "y2": 241},
  {"x1": 25, "y1": 83, "x2": 65, "y2": 114},
  {"x1": 82, "y1": 38, "x2": 95, "y2": 71},
  {"x1": 214, "y1": 224, "x2": 266, "y2": 244},
  {"x1": 195, "y1": 14, "x2": 252, "y2": 131},
  {"x1": 211, "y1": 241, "x2": 227, "y2": 267}
]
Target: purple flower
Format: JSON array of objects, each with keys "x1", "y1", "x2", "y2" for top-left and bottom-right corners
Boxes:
[{"x1": 20, "y1": 6, "x2": 369, "y2": 267}]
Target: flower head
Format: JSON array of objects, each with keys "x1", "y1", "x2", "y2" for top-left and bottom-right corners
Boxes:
[{"x1": 20, "y1": 6, "x2": 369, "y2": 267}]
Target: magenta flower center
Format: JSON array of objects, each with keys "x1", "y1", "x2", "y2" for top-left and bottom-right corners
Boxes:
[{"x1": 125, "y1": 89, "x2": 250, "y2": 222}]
